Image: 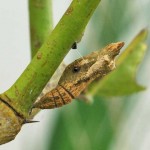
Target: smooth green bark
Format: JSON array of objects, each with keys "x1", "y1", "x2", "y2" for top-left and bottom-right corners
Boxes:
[
  {"x1": 29, "y1": 0, "x2": 53, "y2": 57},
  {"x1": 0, "y1": 0, "x2": 101, "y2": 117}
]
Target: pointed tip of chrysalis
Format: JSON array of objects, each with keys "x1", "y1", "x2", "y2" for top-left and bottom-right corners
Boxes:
[
  {"x1": 117, "y1": 41, "x2": 125, "y2": 46},
  {"x1": 110, "y1": 41, "x2": 124, "y2": 52},
  {"x1": 105, "y1": 41, "x2": 125, "y2": 58},
  {"x1": 116, "y1": 41, "x2": 125, "y2": 50}
]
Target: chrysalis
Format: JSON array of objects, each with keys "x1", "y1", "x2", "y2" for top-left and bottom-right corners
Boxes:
[{"x1": 32, "y1": 42, "x2": 124, "y2": 109}]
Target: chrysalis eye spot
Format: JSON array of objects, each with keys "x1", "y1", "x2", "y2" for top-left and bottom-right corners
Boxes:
[{"x1": 73, "y1": 66, "x2": 80, "y2": 73}]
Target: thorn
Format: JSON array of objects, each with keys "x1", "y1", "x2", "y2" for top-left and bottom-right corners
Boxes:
[{"x1": 23, "y1": 119, "x2": 40, "y2": 124}]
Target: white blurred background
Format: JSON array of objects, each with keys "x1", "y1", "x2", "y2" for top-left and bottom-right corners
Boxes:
[{"x1": 0, "y1": 0, "x2": 150, "y2": 150}]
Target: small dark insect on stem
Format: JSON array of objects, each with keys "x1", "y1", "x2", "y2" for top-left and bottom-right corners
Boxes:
[{"x1": 71, "y1": 42, "x2": 77, "y2": 49}]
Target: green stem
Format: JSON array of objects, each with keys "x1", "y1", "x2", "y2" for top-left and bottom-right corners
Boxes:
[
  {"x1": 1, "y1": 0, "x2": 101, "y2": 117},
  {"x1": 29, "y1": 0, "x2": 53, "y2": 57}
]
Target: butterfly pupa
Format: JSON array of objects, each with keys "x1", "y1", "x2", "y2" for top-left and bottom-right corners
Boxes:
[{"x1": 32, "y1": 42, "x2": 124, "y2": 109}]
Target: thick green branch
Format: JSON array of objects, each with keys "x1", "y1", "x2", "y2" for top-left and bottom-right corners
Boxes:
[
  {"x1": 29, "y1": 0, "x2": 53, "y2": 57},
  {"x1": 0, "y1": 0, "x2": 101, "y2": 117}
]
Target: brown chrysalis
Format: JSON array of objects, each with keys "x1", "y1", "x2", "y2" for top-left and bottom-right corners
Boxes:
[{"x1": 32, "y1": 42, "x2": 124, "y2": 109}]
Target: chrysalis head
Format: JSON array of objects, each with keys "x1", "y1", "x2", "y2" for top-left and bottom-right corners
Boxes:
[{"x1": 59, "y1": 42, "x2": 124, "y2": 85}]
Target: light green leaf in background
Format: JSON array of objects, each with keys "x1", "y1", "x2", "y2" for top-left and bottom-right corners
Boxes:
[
  {"x1": 90, "y1": 29, "x2": 148, "y2": 97},
  {"x1": 47, "y1": 100, "x2": 114, "y2": 150}
]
